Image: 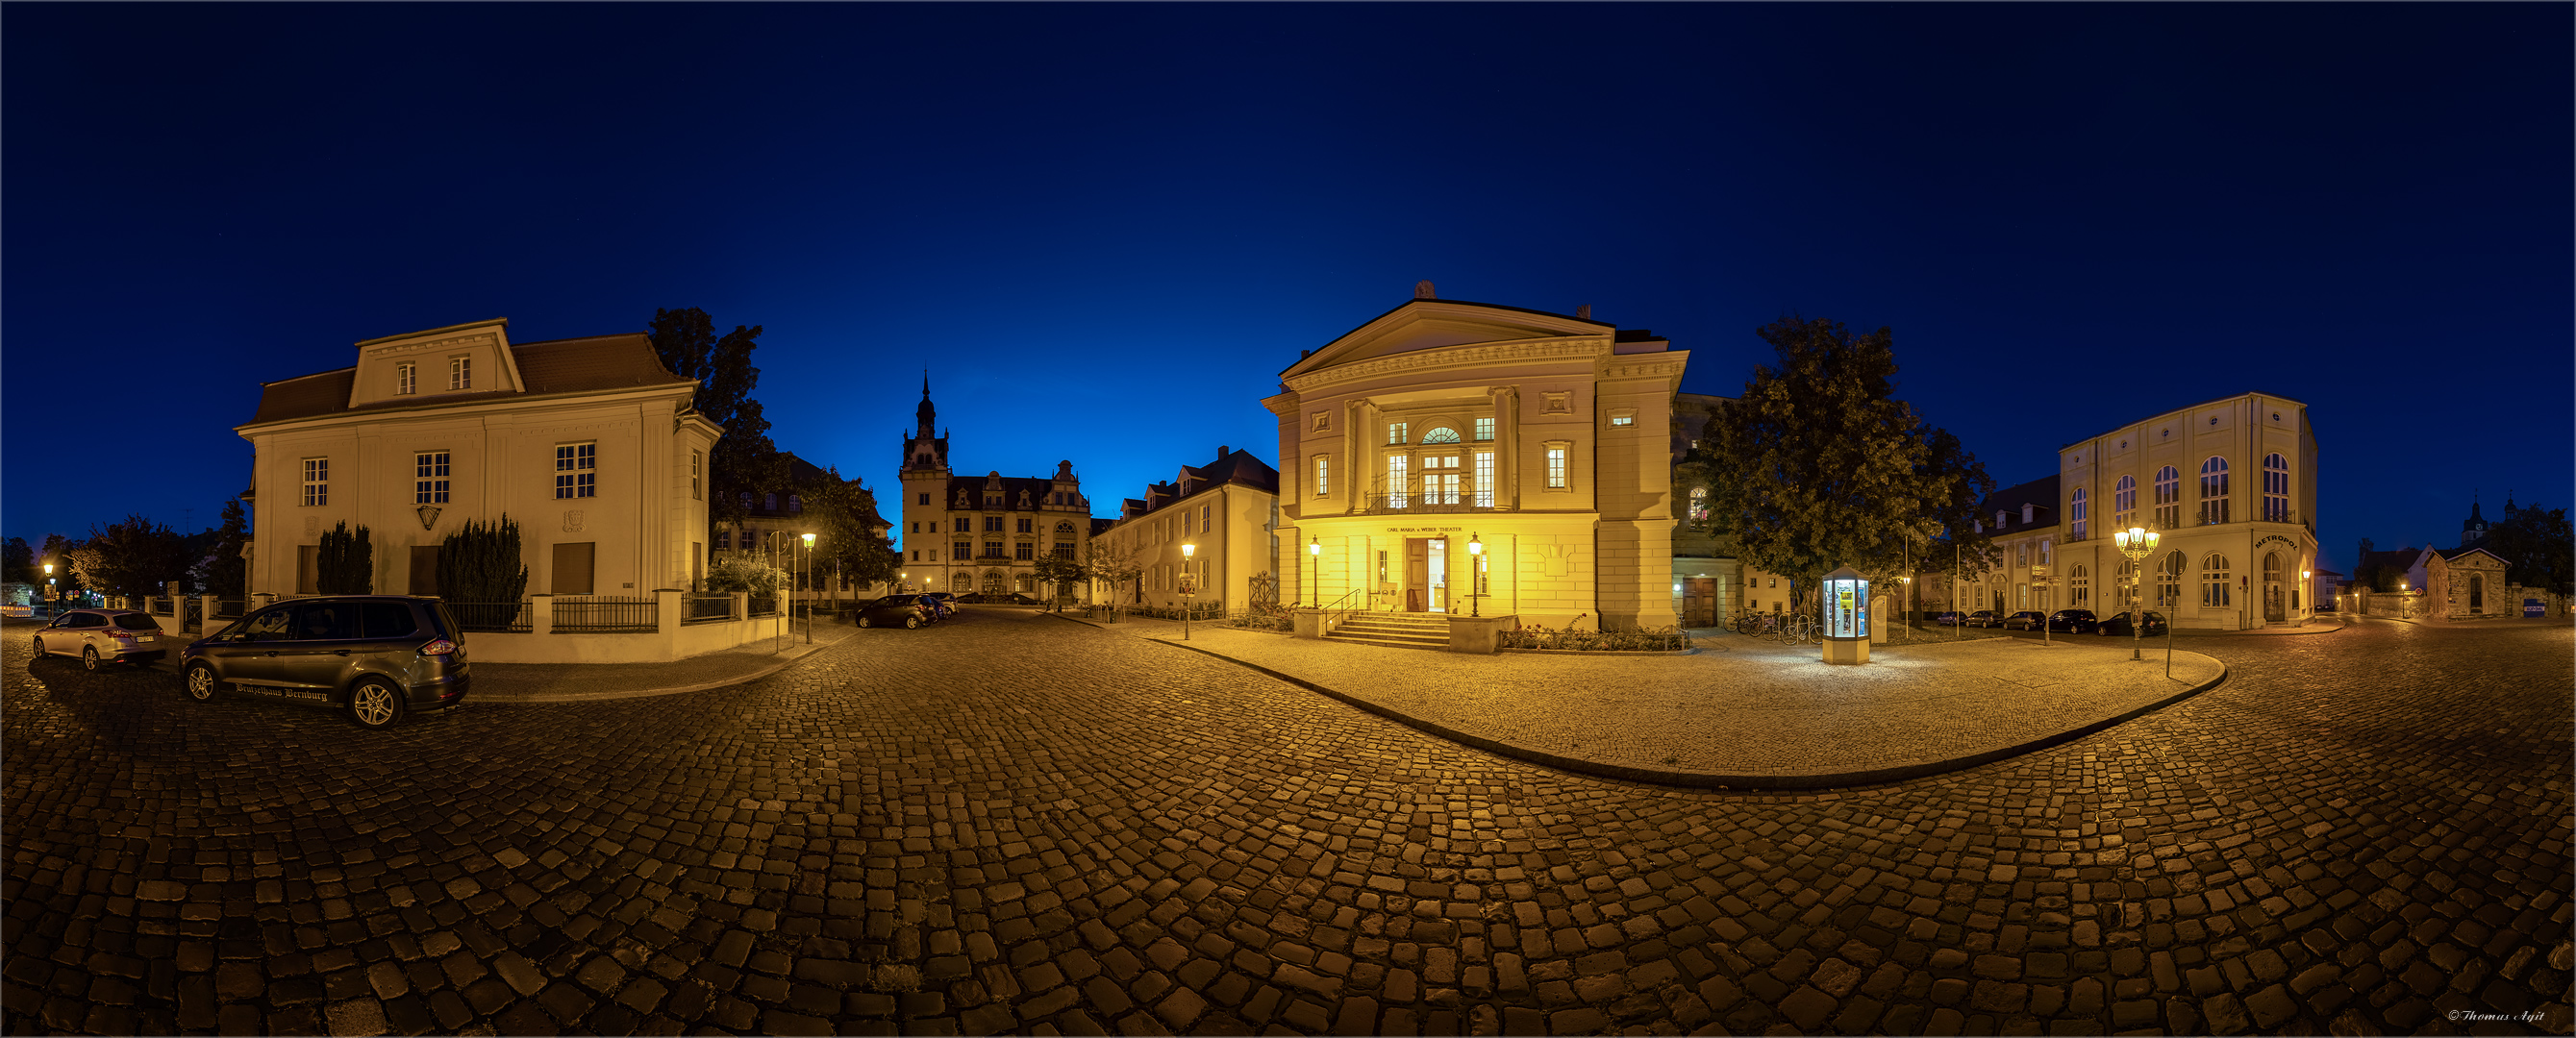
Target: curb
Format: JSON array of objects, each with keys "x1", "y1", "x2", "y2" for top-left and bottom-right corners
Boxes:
[
  {"x1": 485, "y1": 632, "x2": 851, "y2": 703},
  {"x1": 1063, "y1": 614, "x2": 2232, "y2": 791}
]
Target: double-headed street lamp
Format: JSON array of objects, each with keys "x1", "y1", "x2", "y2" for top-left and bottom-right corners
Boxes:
[
  {"x1": 2113, "y1": 526, "x2": 2161, "y2": 661},
  {"x1": 1180, "y1": 542, "x2": 1196, "y2": 640}
]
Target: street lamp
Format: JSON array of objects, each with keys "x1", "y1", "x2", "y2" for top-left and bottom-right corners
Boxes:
[
  {"x1": 1180, "y1": 542, "x2": 1196, "y2": 640},
  {"x1": 2113, "y1": 527, "x2": 2161, "y2": 661},
  {"x1": 1308, "y1": 535, "x2": 1319, "y2": 607},
  {"x1": 802, "y1": 532, "x2": 816, "y2": 644},
  {"x1": 42, "y1": 562, "x2": 55, "y2": 616},
  {"x1": 1465, "y1": 533, "x2": 1483, "y2": 617},
  {"x1": 1901, "y1": 576, "x2": 1912, "y2": 642}
]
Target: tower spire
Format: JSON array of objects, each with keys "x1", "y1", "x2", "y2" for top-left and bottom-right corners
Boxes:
[{"x1": 922, "y1": 369, "x2": 930, "y2": 399}]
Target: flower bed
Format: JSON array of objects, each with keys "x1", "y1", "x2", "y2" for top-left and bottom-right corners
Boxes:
[{"x1": 1499, "y1": 623, "x2": 1689, "y2": 653}]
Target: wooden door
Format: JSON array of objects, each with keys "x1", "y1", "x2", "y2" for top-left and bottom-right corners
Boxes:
[
  {"x1": 551, "y1": 542, "x2": 595, "y2": 596},
  {"x1": 1683, "y1": 579, "x2": 1716, "y2": 627},
  {"x1": 1405, "y1": 538, "x2": 1429, "y2": 612}
]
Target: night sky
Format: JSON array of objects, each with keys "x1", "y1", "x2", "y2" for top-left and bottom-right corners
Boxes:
[{"x1": 7, "y1": 4, "x2": 2567, "y2": 574}]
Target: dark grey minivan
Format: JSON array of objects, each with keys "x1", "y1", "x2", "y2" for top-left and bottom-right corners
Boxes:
[{"x1": 182, "y1": 596, "x2": 470, "y2": 728}]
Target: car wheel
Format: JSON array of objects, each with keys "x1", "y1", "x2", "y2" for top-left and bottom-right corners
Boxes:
[
  {"x1": 82, "y1": 646, "x2": 101, "y2": 671},
  {"x1": 858, "y1": 615, "x2": 873, "y2": 629},
  {"x1": 186, "y1": 663, "x2": 221, "y2": 702},
  {"x1": 904, "y1": 615, "x2": 921, "y2": 629},
  {"x1": 347, "y1": 679, "x2": 404, "y2": 729},
  {"x1": 32, "y1": 636, "x2": 44, "y2": 657}
]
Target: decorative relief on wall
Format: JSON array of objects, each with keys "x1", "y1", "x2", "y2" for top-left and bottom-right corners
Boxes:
[
  {"x1": 1542, "y1": 392, "x2": 1572, "y2": 415},
  {"x1": 304, "y1": 515, "x2": 319, "y2": 535},
  {"x1": 563, "y1": 509, "x2": 586, "y2": 533},
  {"x1": 365, "y1": 333, "x2": 495, "y2": 358},
  {"x1": 1538, "y1": 543, "x2": 1579, "y2": 577},
  {"x1": 1285, "y1": 338, "x2": 1607, "y2": 391}
]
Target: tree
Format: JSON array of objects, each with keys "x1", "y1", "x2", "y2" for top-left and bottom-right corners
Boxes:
[
  {"x1": 66, "y1": 515, "x2": 193, "y2": 598},
  {"x1": 649, "y1": 308, "x2": 789, "y2": 531},
  {"x1": 37, "y1": 533, "x2": 88, "y2": 601},
  {"x1": 315, "y1": 522, "x2": 375, "y2": 595},
  {"x1": 1705, "y1": 315, "x2": 1996, "y2": 614},
  {"x1": 438, "y1": 516, "x2": 530, "y2": 630},
  {"x1": 1084, "y1": 542, "x2": 1142, "y2": 610},
  {"x1": 200, "y1": 498, "x2": 251, "y2": 599},
  {"x1": 2488, "y1": 501, "x2": 2573, "y2": 596},
  {"x1": 1029, "y1": 554, "x2": 1086, "y2": 610},
  {"x1": 802, "y1": 467, "x2": 901, "y2": 596},
  {"x1": 2, "y1": 537, "x2": 34, "y2": 586}
]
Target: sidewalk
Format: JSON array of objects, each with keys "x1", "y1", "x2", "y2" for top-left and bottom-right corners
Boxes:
[{"x1": 1051, "y1": 612, "x2": 2227, "y2": 789}]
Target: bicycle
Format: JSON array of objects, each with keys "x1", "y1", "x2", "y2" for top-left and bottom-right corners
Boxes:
[{"x1": 1786, "y1": 614, "x2": 1821, "y2": 644}]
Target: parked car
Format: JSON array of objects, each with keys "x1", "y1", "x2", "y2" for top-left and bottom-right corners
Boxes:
[
  {"x1": 854, "y1": 595, "x2": 935, "y2": 629},
  {"x1": 181, "y1": 596, "x2": 469, "y2": 729},
  {"x1": 30, "y1": 608, "x2": 169, "y2": 671},
  {"x1": 1931, "y1": 610, "x2": 1965, "y2": 626},
  {"x1": 1963, "y1": 610, "x2": 2001, "y2": 629},
  {"x1": 2046, "y1": 608, "x2": 2100, "y2": 633},
  {"x1": 2001, "y1": 610, "x2": 2049, "y2": 630},
  {"x1": 2094, "y1": 610, "x2": 2169, "y2": 636}
]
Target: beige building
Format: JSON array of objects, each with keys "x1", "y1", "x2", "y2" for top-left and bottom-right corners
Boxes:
[
  {"x1": 1089, "y1": 447, "x2": 1281, "y2": 610},
  {"x1": 1669, "y1": 392, "x2": 1738, "y2": 628},
  {"x1": 2048, "y1": 391, "x2": 2321, "y2": 630},
  {"x1": 238, "y1": 318, "x2": 721, "y2": 601},
  {"x1": 1265, "y1": 287, "x2": 1688, "y2": 630},
  {"x1": 895, "y1": 381, "x2": 1094, "y2": 601}
]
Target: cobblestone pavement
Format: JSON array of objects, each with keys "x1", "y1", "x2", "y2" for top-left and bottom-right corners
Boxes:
[{"x1": 4, "y1": 610, "x2": 2568, "y2": 1036}]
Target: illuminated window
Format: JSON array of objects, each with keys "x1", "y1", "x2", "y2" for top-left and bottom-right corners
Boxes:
[
  {"x1": 1474, "y1": 417, "x2": 1494, "y2": 441},
  {"x1": 2202, "y1": 553, "x2": 2231, "y2": 606},
  {"x1": 2199, "y1": 457, "x2": 2231, "y2": 525},
  {"x1": 2154, "y1": 466, "x2": 2181, "y2": 530},
  {"x1": 2263, "y1": 454, "x2": 2289, "y2": 521},
  {"x1": 1474, "y1": 452, "x2": 1495, "y2": 507},
  {"x1": 691, "y1": 451, "x2": 703, "y2": 500},
  {"x1": 2070, "y1": 487, "x2": 2087, "y2": 539},
  {"x1": 414, "y1": 452, "x2": 450, "y2": 505},
  {"x1": 301, "y1": 457, "x2": 328, "y2": 507},
  {"x1": 449, "y1": 356, "x2": 472, "y2": 391},
  {"x1": 1388, "y1": 422, "x2": 1408, "y2": 445},
  {"x1": 2113, "y1": 475, "x2": 2136, "y2": 529},
  {"x1": 1546, "y1": 446, "x2": 1567, "y2": 489},
  {"x1": 1420, "y1": 426, "x2": 1460, "y2": 445},
  {"x1": 1423, "y1": 456, "x2": 1460, "y2": 505},
  {"x1": 1387, "y1": 455, "x2": 1410, "y2": 507},
  {"x1": 1313, "y1": 456, "x2": 1329, "y2": 496},
  {"x1": 1688, "y1": 487, "x2": 1709, "y2": 521},
  {"x1": 396, "y1": 363, "x2": 416, "y2": 395},
  {"x1": 555, "y1": 443, "x2": 595, "y2": 498},
  {"x1": 2071, "y1": 564, "x2": 2089, "y2": 606}
]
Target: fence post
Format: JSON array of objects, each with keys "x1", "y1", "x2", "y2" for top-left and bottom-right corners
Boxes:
[
  {"x1": 252, "y1": 592, "x2": 275, "y2": 611},
  {"x1": 731, "y1": 591, "x2": 749, "y2": 623},
  {"x1": 198, "y1": 595, "x2": 218, "y2": 632},
  {"x1": 656, "y1": 588, "x2": 681, "y2": 639},
  {"x1": 531, "y1": 594, "x2": 554, "y2": 637}
]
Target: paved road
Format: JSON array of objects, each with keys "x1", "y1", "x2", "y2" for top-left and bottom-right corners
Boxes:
[{"x1": 4, "y1": 611, "x2": 2567, "y2": 1036}]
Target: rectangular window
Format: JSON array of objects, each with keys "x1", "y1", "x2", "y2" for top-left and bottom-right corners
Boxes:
[
  {"x1": 413, "y1": 451, "x2": 450, "y2": 504},
  {"x1": 1313, "y1": 456, "x2": 1329, "y2": 496},
  {"x1": 1017, "y1": 517, "x2": 1033, "y2": 533},
  {"x1": 1474, "y1": 417, "x2": 1494, "y2": 441},
  {"x1": 1610, "y1": 413, "x2": 1634, "y2": 427},
  {"x1": 690, "y1": 450, "x2": 703, "y2": 500},
  {"x1": 1387, "y1": 455, "x2": 1410, "y2": 508},
  {"x1": 955, "y1": 518, "x2": 970, "y2": 532},
  {"x1": 985, "y1": 540, "x2": 1003, "y2": 557},
  {"x1": 1053, "y1": 543, "x2": 1074, "y2": 559},
  {"x1": 1388, "y1": 422, "x2": 1408, "y2": 445},
  {"x1": 717, "y1": 530, "x2": 732, "y2": 551},
  {"x1": 301, "y1": 457, "x2": 328, "y2": 507},
  {"x1": 449, "y1": 356, "x2": 472, "y2": 391},
  {"x1": 918, "y1": 493, "x2": 931, "y2": 506},
  {"x1": 1200, "y1": 505, "x2": 1210, "y2": 533},
  {"x1": 952, "y1": 541, "x2": 969, "y2": 560},
  {"x1": 554, "y1": 442, "x2": 596, "y2": 498},
  {"x1": 1546, "y1": 447, "x2": 1567, "y2": 489},
  {"x1": 986, "y1": 516, "x2": 1003, "y2": 532},
  {"x1": 2041, "y1": 540, "x2": 2053, "y2": 565},
  {"x1": 397, "y1": 363, "x2": 416, "y2": 395},
  {"x1": 1473, "y1": 452, "x2": 1494, "y2": 507},
  {"x1": 1015, "y1": 543, "x2": 1034, "y2": 561}
]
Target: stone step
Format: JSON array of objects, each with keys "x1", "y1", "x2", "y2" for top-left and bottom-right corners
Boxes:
[{"x1": 1325, "y1": 630, "x2": 1449, "y2": 650}]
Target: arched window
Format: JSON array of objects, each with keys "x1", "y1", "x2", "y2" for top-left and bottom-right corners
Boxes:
[
  {"x1": 1056, "y1": 521, "x2": 1075, "y2": 533},
  {"x1": 2198, "y1": 457, "x2": 2230, "y2": 525},
  {"x1": 2070, "y1": 487, "x2": 2088, "y2": 539},
  {"x1": 1420, "y1": 426, "x2": 1462, "y2": 445},
  {"x1": 2153, "y1": 467, "x2": 2181, "y2": 530},
  {"x1": 2201, "y1": 553, "x2": 2231, "y2": 606},
  {"x1": 2113, "y1": 558, "x2": 2137, "y2": 608},
  {"x1": 2263, "y1": 454, "x2": 2290, "y2": 522},
  {"x1": 2113, "y1": 475, "x2": 2137, "y2": 529},
  {"x1": 2071, "y1": 564, "x2": 2089, "y2": 606},
  {"x1": 2158, "y1": 551, "x2": 2185, "y2": 607},
  {"x1": 1688, "y1": 487, "x2": 1709, "y2": 522},
  {"x1": 764, "y1": 493, "x2": 778, "y2": 511},
  {"x1": 2263, "y1": 552, "x2": 2283, "y2": 583}
]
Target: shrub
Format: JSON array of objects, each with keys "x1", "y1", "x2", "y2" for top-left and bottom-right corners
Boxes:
[
  {"x1": 438, "y1": 516, "x2": 528, "y2": 630},
  {"x1": 315, "y1": 522, "x2": 374, "y2": 595},
  {"x1": 706, "y1": 556, "x2": 786, "y2": 595},
  {"x1": 1499, "y1": 623, "x2": 1688, "y2": 652}
]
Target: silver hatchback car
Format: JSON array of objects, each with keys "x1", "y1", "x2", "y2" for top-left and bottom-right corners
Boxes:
[{"x1": 29, "y1": 608, "x2": 169, "y2": 670}]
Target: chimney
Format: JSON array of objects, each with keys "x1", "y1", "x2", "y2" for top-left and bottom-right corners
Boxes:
[
  {"x1": 1577, "y1": 304, "x2": 1591, "y2": 320},
  {"x1": 1216, "y1": 446, "x2": 1229, "y2": 457}
]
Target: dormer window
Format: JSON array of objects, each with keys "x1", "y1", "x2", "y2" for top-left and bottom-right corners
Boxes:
[
  {"x1": 2022, "y1": 504, "x2": 2035, "y2": 524},
  {"x1": 397, "y1": 363, "x2": 416, "y2": 395},
  {"x1": 1997, "y1": 511, "x2": 2007, "y2": 528},
  {"x1": 449, "y1": 356, "x2": 472, "y2": 391}
]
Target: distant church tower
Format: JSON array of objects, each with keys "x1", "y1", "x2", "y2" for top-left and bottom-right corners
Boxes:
[
  {"x1": 891, "y1": 374, "x2": 1092, "y2": 598},
  {"x1": 899, "y1": 374, "x2": 952, "y2": 563},
  {"x1": 2462, "y1": 494, "x2": 2490, "y2": 550}
]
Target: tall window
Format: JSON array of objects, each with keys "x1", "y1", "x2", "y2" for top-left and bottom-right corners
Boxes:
[
  {"x1": 1016, "y1": 517, "x2": 1033, "y2": 533},
  {"x1": 717, "y1": 530, "x2": 732, "y2": 551},
  {"x1": 414, "y1": 452, "x2": 450, "y2": 504},
  {"x1": 1419, "y1": 455, "x2": 1460, "y2": 505},
  {"x1": 2201, "y1": 553, "x2": 2232, "y2": 606},
  {"x1": 2198, "y1": 457, "x2": 2231, "y2": 525},
  {"x1": 691, "y1": 451, "x2": 703, "y2": 500},
  {"x1": 1546, "y1": 447, "x2": 1567, "y2": 488},
  {"x1": 1474, "y1": 452, "x2": 1494, "y2": 507},
  {"x1": 2158, "y1": 551, "x2": 2185, "y2": 607},
  {"x1": 1388, "y1": 422, "x2": 1408, "y2": 445},
  {"x1": 2040, "y1": 539, "x2": 2052, "y2": 565},
  {"x1": 1387, "y1": 455, "x2": 1410, "y2": 507},
  {"x1": 984, "y1": 541, "x2": 1003, "y2": 558},
  {"x1": 555, "y1": 443, "x2": 595, "y2": 498},
  {"x1": 952, "y1": 540, "x2": 969, "y2": 560},
  {"x1": 449, "y1": 356, "x2": 472, "y2": 391},
  {"x1": 2071, "y1": 564, "x2": 2089, "y2": 606},
  {"x1": 397, "y1": 363, "x2": 416, "y2": 395},
  {"x1": 2113, "y1": 475, "x2": 2137, "y2": 529},
  {"x1": 2153, "y1": 466, "x2": 2181, "y2": 530},
  {"x1": 2263, "y1": 453, "x2": 2289, "y2": 521},
  {"x1": 1313, "y1": 456, "x2": 1329, "y2": 496},
  {"x1": 301, "y1": 457, "x2": 328, "y2": 507},
  {"x1": 1474, "y1": 417, "x2": 1494, "y2": 441},
  {"x1": 955, "y1": 518, "x2": 970, "y2": 532},
  {"x1": 1015, "y1": 543, "x2": 1034, "y2": 560},
  {"x1": 2069, "y1": 487, "x2": 2087, "y2": 539},
  {"x1": 1688, "y1": 486, "x2": 1708, "y2": 522},
  {"x1": 2114, "y1": 559, "x2": 2137, "y2": 608}
]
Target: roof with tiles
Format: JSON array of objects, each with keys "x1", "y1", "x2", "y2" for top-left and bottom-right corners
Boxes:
[
  {"x1": 245, "y1": 333, "x2": 691, "y2": 428},
  {"x1": 1975, "y1": 474, "x2": 2063, "y2": 533}
]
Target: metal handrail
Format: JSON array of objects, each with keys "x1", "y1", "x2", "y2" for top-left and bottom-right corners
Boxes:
[{"x1": 1321, "y1": 586, "x2": 1368, "y2": 625}]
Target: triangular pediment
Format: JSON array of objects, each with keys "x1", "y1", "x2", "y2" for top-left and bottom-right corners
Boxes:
[{"x1": 1284, "y1": 299, "x2": 1608, "y2": 379}]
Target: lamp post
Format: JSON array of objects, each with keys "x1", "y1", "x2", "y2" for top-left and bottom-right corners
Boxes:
[
  {"x1": 2113, "y1": 527, "x2": 2160, "y2": 661},
  {"x1": 1465, "y1": 533, "x2": 1484, "y2": 617},
  {"x1": 42, "y1": 562, "x2": 55, "y2": 617},
  {"x1": 802, "y1": 532, "x2": 816, "y2": 644},
  {"x1": 1901, "y1": 576, "x2": 1912, "y2": 641},
  {"x1": 2301, "y1": 568, "x2": 2312, "y2": 620},
  {"x1": 1180, "y1": 542, "x2": 1195, "y2": 640},
  {"x1": 1308, "y1": 535, "x2": 1320, "y2": 607}
]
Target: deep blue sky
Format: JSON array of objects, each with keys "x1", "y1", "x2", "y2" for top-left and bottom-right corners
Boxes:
[{"x1": 8, "y1": 4, "x2": 2568, "y2": 573}]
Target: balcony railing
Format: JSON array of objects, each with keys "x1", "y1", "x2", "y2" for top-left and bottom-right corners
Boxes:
[{"x1": 1359, "y1": 493, "x2": 1500, "y2": 515}]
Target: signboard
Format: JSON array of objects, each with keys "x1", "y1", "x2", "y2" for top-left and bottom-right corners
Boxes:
[{"x1": 2527, "y1": 599, "x2": 2545, "y2": 617}]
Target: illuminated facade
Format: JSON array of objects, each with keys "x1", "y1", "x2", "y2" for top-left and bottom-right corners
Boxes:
[{"x1": 895, "y1": 380, "x2": 1093, "y2": 601}]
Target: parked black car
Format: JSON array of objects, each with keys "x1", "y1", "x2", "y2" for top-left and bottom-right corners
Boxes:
[
  {"x1": 2001, "y1": 610, "x2": 2049, "y2": 630},
  {"x1": 30, "y1": 608, "x2": 169, "y2": 670},
  {"x1": 2047, "y1": 608, "x2": 2100, "y2": 633},
  {"x1": 1963, "y1": 609, "x2": 2002, "y2": 629},
  {"x1": 181, "y1": 596, "x2": 469, "y2": 729},
  {"x1": 854, "y1": 595, "x2": 935, "y2": 629},
  {"x1": 2094, "y1": 610, "x2": 2170, "y2": 636},
  {"x1": 1931, "y1": 611, "x2": 1966, "y2": 627}
]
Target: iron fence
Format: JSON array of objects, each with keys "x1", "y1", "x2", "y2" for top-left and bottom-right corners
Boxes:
[
  {"x1": 183, "y1": 598, "x2": 204, "y2": 631},
  {"x1": 1129, "y1": 601, "x2": 1228, "y2": 621},
  {"x1": 447, "y1": 602, "x2": 533, "y2": 633},
  {"x1": 748, "y1": 596, "x2": 778, "y2": 618},
  {"x1": 149, "y1": 597, "x2": 176, "y2": 615},
  {"x1": 684, "y1": 595, "x2": 736, "y2": 624},
  {"x1": 554, "y1": 596, "x2": 657, "y2": 633},
  {"x1": 215, "y1": 600, "x2": 246, "y2": 619}
]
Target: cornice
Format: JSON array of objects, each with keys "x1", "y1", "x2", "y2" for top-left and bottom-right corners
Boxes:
[
  {"x1": 1285, "y1": 337, "x2": 1609, "y2": 393},
  {"x1": 364, "y1": 332, "x2": 495, "y2": 358},
  {"x1": 236, "y1": 382, "x2": 693, "y2": 439}
]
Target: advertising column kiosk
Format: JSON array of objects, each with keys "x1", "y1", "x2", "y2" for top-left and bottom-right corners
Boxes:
[{"x1": 1822, "y1": 565, "x2": 1869, "y2": 664}]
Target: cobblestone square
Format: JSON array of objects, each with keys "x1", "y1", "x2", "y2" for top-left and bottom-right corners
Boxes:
[{"x1": 4, "y1": 611, "x2": 2567, "y2": 1035}]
